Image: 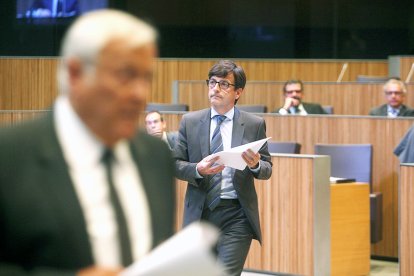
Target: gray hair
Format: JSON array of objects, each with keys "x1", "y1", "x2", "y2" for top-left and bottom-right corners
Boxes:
[
  {"x1": 57, "y1": 9, "x2": 157, "y2": 95},
  {"x1": 383, "y1": 78, "x2": 407, "y2": 94}
]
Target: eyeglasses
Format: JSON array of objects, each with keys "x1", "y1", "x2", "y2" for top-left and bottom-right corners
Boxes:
[
  {"x1": 285, "y1": 90, "x2": 302, "y2": 94},
  {"x1": 206, "y1": 79, "x2": 235, "y2": 90},
  {"x1": 385, "y1": 91, "x2": 403, "y2": 96}
]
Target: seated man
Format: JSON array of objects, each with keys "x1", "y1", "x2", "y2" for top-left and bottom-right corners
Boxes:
[
  {"x1": 145, "y1": 110, "x2": 177, "y2": 149},
  {"x1": 369, "y1": 78, "x2": 414, "y2": 117},
  {"x1": 273, "y1": 79, "x2": 327, "y2": 115}
]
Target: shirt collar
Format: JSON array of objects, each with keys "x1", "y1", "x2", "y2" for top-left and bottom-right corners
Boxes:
[
  {"x1": 54, "y1": 96, "x2": 128, "y2": 169},
  {"x1": 210, "y1": 107, "x2": 235, "y2": 120}
]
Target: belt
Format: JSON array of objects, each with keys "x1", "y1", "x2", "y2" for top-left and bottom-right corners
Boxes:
[{"x1": 217, "y1": 199, "x2": 240, "y2": 207}]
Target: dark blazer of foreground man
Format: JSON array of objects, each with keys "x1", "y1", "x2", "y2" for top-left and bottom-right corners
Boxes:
[
  {"x1": 174, "y1": 60, "x2": 272, "y2": 276},
  {"x1": 0, "y1": 10, "x2": 175, "y2": 276}
]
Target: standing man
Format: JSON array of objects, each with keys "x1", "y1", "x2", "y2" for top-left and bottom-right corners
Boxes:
[
  {"x1": 369, "y1": 78, "x2": 414, "y2": 117},
  {"x1": 145, "y1": 110, "x2": 178, "y2": 149},
  {"x1": 273, "y1": 79, "x2": 327, "y2": 115},
  {"x1": 174, "y1": 60, "x2": 272, "y2": 276},
  {"x1": 0, "y1": 10, "x2": 175, "y2": 275}
]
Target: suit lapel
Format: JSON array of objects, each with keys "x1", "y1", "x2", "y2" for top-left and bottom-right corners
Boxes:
[
  {"x1": 232, "y1": 108, "x2": 245, "y2": 148},
  {"x1": 37, "y1": 113, "x2": 93, "y2": 265},
  {"x1": 200, "y1": 110, "x2": 211, "y2": 157}
]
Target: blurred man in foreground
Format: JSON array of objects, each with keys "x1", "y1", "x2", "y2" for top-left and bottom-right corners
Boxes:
[{"x1": 0, "y1": 9, "x2": 175, "y2": 275}]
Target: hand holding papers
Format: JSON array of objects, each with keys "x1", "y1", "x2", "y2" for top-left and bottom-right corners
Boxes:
[
  {"x1": 209, "y1": 137, "x2": 271, "y2": 170},
  {"x1": 120, "y1": 222, "x2": 224, "y2": 276}
]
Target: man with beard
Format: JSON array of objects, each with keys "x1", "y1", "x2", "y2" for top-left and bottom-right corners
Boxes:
[{"x1": 273, "y1": 79, "x2": 327, "y2": 115}]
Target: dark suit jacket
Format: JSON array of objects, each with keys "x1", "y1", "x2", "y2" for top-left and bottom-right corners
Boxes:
[
  {"x1": 273, "y1": 102, "x2": 328, "y2": 114},
  {"x1": 166, "y1": 131, "x2": 178, "y2": 150},
  {"x1": 173, "y1": 108, "x2": 272, "y2": 243},
  {"x1": 369, "y1": 104, "x2": 414, "y2": 117},
  {"x1": 394, "y1": 123, "x2": 414, "y2": 163},
  {"x1": 0, "y1": 112, "x2": 175, "y2": 275}
]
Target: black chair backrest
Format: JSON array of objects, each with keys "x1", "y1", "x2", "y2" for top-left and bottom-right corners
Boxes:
[
  {"x1": 146, "y1": 103, "x2": 189, "y2": 112},
  {"x1": 237, "y1": 105, "x2": 268, "y2": 113},
  {"x1": 268, "y1": 141, "x2": 301, "y2": 154},
  {"x1": 314, "y1": 143, "x2": 372, "y2": 184}
]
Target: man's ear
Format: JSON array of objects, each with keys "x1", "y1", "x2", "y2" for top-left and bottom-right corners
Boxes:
[
  {"x1": 235, "y1": 88, "x2": 243, "y2": 100},
  {"x1": 67, "y1": 58, "x2": 84, "y2": 88}
]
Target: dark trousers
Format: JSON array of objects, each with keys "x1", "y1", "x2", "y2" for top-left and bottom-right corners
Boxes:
[{"x1": 201, "y1": 199, "x2": 254, "y2": 276}]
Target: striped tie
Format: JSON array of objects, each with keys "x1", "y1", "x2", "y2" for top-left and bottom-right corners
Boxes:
[{"x1": 206, "y1": 115, "x2": 226, "y2": 210}]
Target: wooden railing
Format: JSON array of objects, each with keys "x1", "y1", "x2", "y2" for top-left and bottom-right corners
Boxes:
[
  {"x1": 175, "y1": 81, "x2": 414, "y2": 115},
  {"x1": 0, "y1": 58, "x2": 390, "y2": 110}
]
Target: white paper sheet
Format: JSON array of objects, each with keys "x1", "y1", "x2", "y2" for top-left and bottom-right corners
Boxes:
[
  {"x1": 209, "y1": 137, "x2": 271, "y2": 170},
  {"x1": 120, "y1": 222, "x2": 224, "y2": 276}
]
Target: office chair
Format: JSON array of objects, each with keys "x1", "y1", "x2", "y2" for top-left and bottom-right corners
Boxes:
[
  {"x1": 268, "y1": 141, "x2": 301, "y2": 154},
  {"x1": 146, "y1": 103, "x2": 189, "y2": 112},
  {"x1": 314, "y1": 143, "x2": 382, "y2": 243},
  {"x1": 237, "y1": 105, "x2": 268, "y2": 113}
]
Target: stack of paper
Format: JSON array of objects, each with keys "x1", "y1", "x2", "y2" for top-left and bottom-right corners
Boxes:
[
  {"x1": 121, "y1": 222, "x2": 224, "y2": 276},
  {"x1": 209, "y1": 137, "x2": 271, "y2": 170}
]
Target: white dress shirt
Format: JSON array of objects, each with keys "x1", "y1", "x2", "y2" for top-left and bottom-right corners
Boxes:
[
  {"x1": 54, "y1": 96, "x2": 152, "y2": 268},
  {"x1": 210, "y1": 108, "x2": 237, "y2": 199}
]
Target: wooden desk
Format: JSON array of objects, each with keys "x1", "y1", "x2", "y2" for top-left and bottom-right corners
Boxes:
[
  {"x1": 175, "y1": 158, "x2": 370, "y2": 276},
  {"x1": 399, "y1": 163, "x2": 414, "y2": 276},
  {"x1": 331, "y1": 182, "x2": 370, "y2": 276}
]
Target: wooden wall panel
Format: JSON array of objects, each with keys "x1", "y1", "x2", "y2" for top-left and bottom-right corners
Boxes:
[
  {"x1": 399, "y1": 57, "x2": 414, "y2": 82},
  {"x1": 399, "y1": 164, "x2": 414, "y2": 276},
  {"x1": 176, "y1": 81, "x2": 414, "y2": 115},
  {"x1": 0, "y1": 58, "x2": 58, "y2": 110},
  {"x1": 0, "y1": 58, "x2": 388, "y2": 110}
]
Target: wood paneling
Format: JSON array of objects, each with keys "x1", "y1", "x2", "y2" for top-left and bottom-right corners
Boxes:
[
  {"x1": 0, "y1": 58, "x2": 58, "y2": 110},
  {"x1": 0, "y1": 58, "x2": 388, "y2": 110},
  {"x1": 399, "y1": 57, "x2": 414, "y2": 82},
  {"x1": 331, "y1": 183, "x2": 370, "y2": 276},
  {"x1": 164, "y1": 113, "x2": 412, "y2": 259},
  {"x1": 177, "y1": 155, "x2": 331, "y2": 276},
  {"x1": 399, "y1": 164, "x2": 414, "y2": 276},
  {"x1": 176, "y1": 81, "x2": 414, "y2": 115}
]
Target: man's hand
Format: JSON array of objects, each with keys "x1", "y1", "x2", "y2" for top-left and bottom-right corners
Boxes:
[
  {"x1": 282, "y1": 97, "x2": 300, "y2": 110},
  {"x1": 77, "y1": 266, "x2": 122, "y2": 276},
  {"x1": 196, "y1": 156, "x2": 225, "y2": 176},
  {"x1": 242, "y1": 149, "x2": 260, "y2": 169}
]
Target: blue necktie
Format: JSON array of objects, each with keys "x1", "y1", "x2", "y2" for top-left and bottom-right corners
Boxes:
[
  {"x1": 206, "y1": 115, "x2": 226, "y2": 210},
  {"x1": 389, "y1": 108, "x2": 399, "y2": 118}
]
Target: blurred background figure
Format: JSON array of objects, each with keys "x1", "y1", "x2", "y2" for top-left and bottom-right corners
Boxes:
[
  {"x1": 369, "y1": 78, "x2": 414, "y2": 117},
  {"x1": 145, "y1": 110, "x2": 178, "y2": 150},
  {"x1": 273, "y1": 79, "x2": 327, "y2": 115},
  {"x1": 26, "y1": 0, "x2": 79, "y2": 18}
]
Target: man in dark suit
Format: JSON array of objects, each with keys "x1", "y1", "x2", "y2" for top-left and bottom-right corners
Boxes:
[
  {"x1": 0, "y1": 10, "x2": 175, "y2": 276},
  {"x1": 273, "y1": 79, "x2": 328, "y2": 115},
  {"x1": 145, "y1": 110, "x2": 178, "y2": 150},
  {"x1": 174, "y1": 60, "x2": 272, "y2": 276},
  {"x1": 369, "y1": 78, "x2": 414, "y2": 117}
]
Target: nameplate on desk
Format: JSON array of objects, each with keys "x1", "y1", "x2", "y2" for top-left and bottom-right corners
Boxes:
[{"x1": 330, "y1": 176, "x2": 356, "y2": 183}]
